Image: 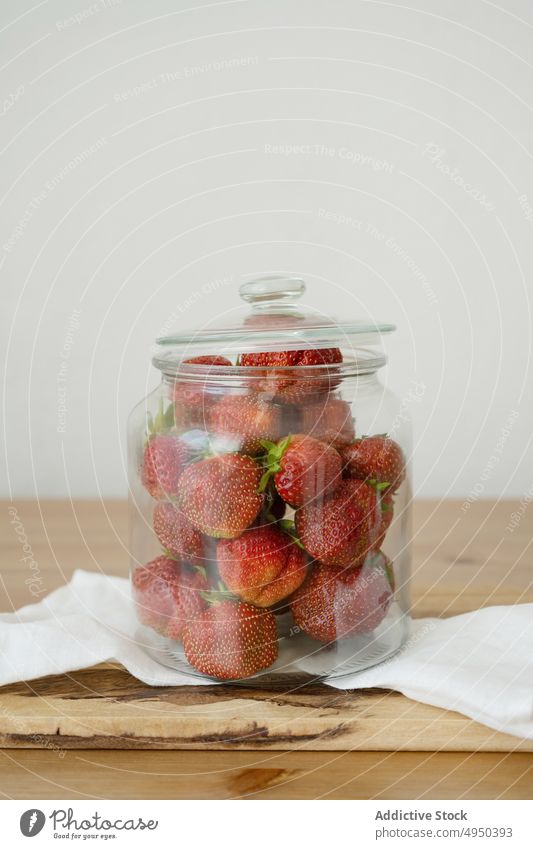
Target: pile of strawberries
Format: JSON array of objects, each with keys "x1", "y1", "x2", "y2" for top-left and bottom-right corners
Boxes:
[{"x1": 132, "y1": 348, "x2": 406, "y2": 680}]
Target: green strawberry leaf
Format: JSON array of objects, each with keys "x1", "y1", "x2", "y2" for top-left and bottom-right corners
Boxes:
[
  {"x1": 161, "y1": 547, "x2": 180, "y2": 561},
  {"x1": 164, "y1": 402, "x2": 176, "y2": 429},
  {"x1": 258, "y1": 434, "x2": 292, "y2": 492},
  {"x1": 258, "y1": 468, "x2": 274, "y2": 492},
  {"x1": 153, "y1": 397, "x2": 165, "y2": 432},
  {"x1": 200, "y1": 584, "x2": 239, "y2": 605},
  {"x1": 367, "y1": 478, "x2": 391, "y2": 491},
  {"x1": 276, "y1": 434, "x2": 292, "y2": 456},
  {"x1": 148, "y1": 398, "x2": 177, "y2": 435},
  {"x1": 145, "y1": 398, "x2": 192, "y2": 442}
]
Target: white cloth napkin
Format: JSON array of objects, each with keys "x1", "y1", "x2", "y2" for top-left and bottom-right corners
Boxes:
[{"x1": 1, "y1": 570, "x2": 532, "y2": 739}]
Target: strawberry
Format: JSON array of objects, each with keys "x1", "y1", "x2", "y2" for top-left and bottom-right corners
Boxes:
[
  {"x1": 141, "y1": 434, "x2": 188, "y2": 499},
  {"x1": 183, "y1": 600, "x2": 278, "y2": 679},
  {"x1": 261, "y1": 434, "x2": 342, "y2": 507},
  {"x1": 290, "y1": 553, "x2": 394, "y2": 642},
  {"x1": 240, "y1": 348, "x2": 342, "y2": 368},
  {"x1": 239, "y1": 347, "x2": 343, "y2": 404},
  {"x1": 298, "y1": 348, "x2": 343, "y2": 367},
  {"x1": 170, "y1": 355, "x2": 232, "y2": 428},
  {"x1": 184, "y1": 355, "x2": 232, "y2": 367},
  {"x1": 349, "y1": 478, "x2": 394, "y2": 549},
  {"x1": 217, "y1": 526, "x2": 308, "y2": 607},
  {"x1": 301, "y1": 397, "x2": 355, "y2": 448},
  {"x1": 170, "y1": 385, "x2": 217, "y2": 430},
  {"x1": 153, "y1": 502, "x2": 207, "y2": 565},
  {"x1": 342, "y1": 435, "x2": 406, "y2": 492},
  {"x1": 209, "y1": 394, "x2": 282, "y2": 455},
  {"x1": 177, "y1": 453, "x2": 263, "y2": 538},
  {"x1": 295, "y1": 478, "x2": 389, "y2": 567},
  {"x1": 132, "y1": 555, "x2": 207, "y2": 638}
]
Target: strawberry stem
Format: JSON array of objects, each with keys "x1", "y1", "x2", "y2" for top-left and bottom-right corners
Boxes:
[
  {"x1": 368, "y1": 478, "x2": 392, "y2": 492},
  {"x1": 258, "y1": 469, "x2": 274, "y2": 493},
  {"x1": 257, "y1": 435, "x2": 292, "y2": 493},
  {"x1": 200, "y1": 584, "x2": 239, "y2": 605},
  {"x1": 161, "y1": 548, "x2": 181, "y2": 561}
]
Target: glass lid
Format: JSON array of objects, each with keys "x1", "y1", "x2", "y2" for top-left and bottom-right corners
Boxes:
[{"x1": 155, "y1": 276, "x2": 394, "y2": 359}]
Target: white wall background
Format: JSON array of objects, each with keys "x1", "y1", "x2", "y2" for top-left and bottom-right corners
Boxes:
[{"x1": 1, "y1": 0, "x2": 532, "y2": 500}]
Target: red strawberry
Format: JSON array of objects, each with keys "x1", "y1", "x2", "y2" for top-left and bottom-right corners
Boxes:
[
  {"x1": 153, "y1": 502, "x2": 207, "y2": 565},
  {"x1": 262, "y1": 434, "x2": 342, "y2": 507},
  {"x1": 239, "y1": 347, "x2": 343, "y2": 404},
  {"x1": 301, "y1": 397, "x2": 355, "y2": 448},
  {"x1": 210, "y1": 394, "x2": 282, "y2": 455},
  {"x1": 141, "y1": 434, "x2": 188, "y2": 499},
  {"x1": 378, "y1": 488, "x2": 394, "y2": 544},
  {"x1": 183, "y1": 600, "x2": 278, "y2": 679},
  {"x1": 295, "y1": 478, "x2": 389, "y2": 567},
  {"x1": 298, "y1": 348, "x2": 343, "y2": 367},
  {"x1": 290, "y1": 553, "x2": 394, "y2": 642},
  {"x1": 170, "y1": 385, "x2": 217, "y2": 429},
  {"x1": 345, "y1": 480, "x2": 394, "y2": 551},
  {"x1": 342, "y1": 435, "x2": 406, "y2": 492},
  {"x1": 240, "y1": 348, "x2": 342, "y2": 368},
  {"x1": 132, "y1": 555, "x2": 207, "y2": 638},
  {"x1": 184, "y1": 355, "x2": 232, "y2": 367},
  {"x1": 177, "y1": 453, "x2": 263, "y2": 538},
  {"x1": 170, "y1": 355, "x2": 232, "y2": 428},
  {"x1": 217, "y1": 526, "x2": 308, "y2": 607}
]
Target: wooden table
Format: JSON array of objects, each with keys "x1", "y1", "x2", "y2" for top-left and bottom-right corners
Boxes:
[{"x1": 1, "y1": 499, "x2": 532, "y2": 799}]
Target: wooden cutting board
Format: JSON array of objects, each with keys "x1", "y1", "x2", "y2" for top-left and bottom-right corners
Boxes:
[
  {"x1": 2, "y1": 499, "x2": 532, "y2": 755},
  {"x1": 0, "y1": 663, "x2": 530, "y2": 752}
]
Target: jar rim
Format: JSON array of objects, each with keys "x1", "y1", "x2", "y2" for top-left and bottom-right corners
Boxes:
[
  {"x1": 156, "y1": 321, "x2": 395, "y2": 350},
  {"x1": 153, "y1": 349, "x2": 387, "y2": 379}
]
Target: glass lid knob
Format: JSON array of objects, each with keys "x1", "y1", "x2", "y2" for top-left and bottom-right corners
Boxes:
[{"x1": 239, "y1": 275, "x2": 306, "y2": 304}]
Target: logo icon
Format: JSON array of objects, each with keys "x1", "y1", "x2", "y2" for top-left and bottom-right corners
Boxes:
[{"x1": 20, "y1": 810, "x2": 46, "y2": 837}]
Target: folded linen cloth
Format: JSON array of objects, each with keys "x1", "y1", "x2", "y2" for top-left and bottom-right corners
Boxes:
[{"x1": 1, "y1": 570, "x2": 531, "y2": 739}]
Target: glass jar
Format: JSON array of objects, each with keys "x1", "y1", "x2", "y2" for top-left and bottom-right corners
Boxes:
[{"x1": 128, "y1": 277, "x2": 411, "y2": 683}]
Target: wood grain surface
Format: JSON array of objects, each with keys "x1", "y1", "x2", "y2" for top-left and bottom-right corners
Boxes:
[
  {"x1": 1, "y1": 499, "x2": 532, "y2": 798},
  {"x1": 1, "y1": 666, "x2": 532, "y2": 754}
]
